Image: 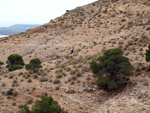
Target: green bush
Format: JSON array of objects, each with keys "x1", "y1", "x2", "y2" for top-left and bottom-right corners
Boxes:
[
  {"x1": 97, "y1": 77, "x2": 110, "y2": 89},
  {"x1": 6, "y1": 54, "x2": 25, "y2": 71},
  {"x1": 90, "y1": 48, "x2": 132, "y2": 90},
  {"x1": 0, "y1": 61, "x2": 4, "y2": 65},
  {"x1": 25, "y1": 58, "x2": 42, "y2": 73},
  {"x1": 90, "y1": 61, "x2": 100, "y2": 74},
  {"x1": 107, "y1": 80, "x2": 118, "y2": 90},
  {"x1": 96, "y1": 77, "x2": 125, "y2": 90},
  {"x1": 8, "y1": 65, "x2": 23, "y2": 71},
  {"x1": 22, "y1": 96, "x2": 67, "y2": 113},
  {"x1": 30, "y1": 58, "x2": 42, "y2": 64}
]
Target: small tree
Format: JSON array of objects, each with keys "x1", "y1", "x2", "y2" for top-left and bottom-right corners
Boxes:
[
  {"x1": 25, "y1": 58, "x2": 42, "y2": 73},
  {"x1": 0, "y1": 61, "x2": 4, "y2": 65},
  {"x1": 145, "y1": 45, "x2": 150, "y2": 62},
  {"x1": 90, "y1": 48, "x2": 133, "y2": 90},
  {"x1": 6, "y1": 54, "x2": 25, "y2": 71},
  {"x1": 22, "y1": 96, "x2": 67, "y2": 113},
  {"x1": 0, "y1": 61, "x2": 4, "y2": 69}
]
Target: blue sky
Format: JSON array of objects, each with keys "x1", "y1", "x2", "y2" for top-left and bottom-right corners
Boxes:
[{"x1": 0, "y1": 0, "x2": 97, "y2": 27}]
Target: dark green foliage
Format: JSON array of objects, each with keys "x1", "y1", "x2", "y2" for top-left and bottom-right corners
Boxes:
[
  {"x1": 25, "y1": 58, "x2": 42, "y2": 73},
  {"x1": 107, "y1": 79, "x2": 118, "y2": 90},
  {"x1": 97, "y1": 77, "x2": 110, "y2": 89},
  {"x1": 8, "y1": 65, "x2": 23, "y2": 71},
  {"x1": 30, "y1": 58, "x2": 41, "y2": 65},
  {"x1": 0, "y1": 61, "x2": 4, "y2": 65},
  {"x1": 90, "y1": 61, "x2": 101, "y2": 74},
  {"x1": 22, "y1": 96, "x2": 67, "y2": 113},
  {"x1": 6, "y1": 54, "x2": 25, "y2": 71},
  {"x1": 145, "y1": 45, "x2": 150, "y2": 62},
  {"x1": 90, "y1": 48, "x2": 133, "y2": 90}
]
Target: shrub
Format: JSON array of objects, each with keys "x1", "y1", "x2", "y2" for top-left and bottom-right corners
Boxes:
[
  {"x1": 25, "y1": 58, "x2": 42, "y2": 73},
  {"x1": 27, "y1": 79, "x2": 32, "y2": 83},
  {"x1": 18, "y1": 104, "x2": 24, "y2": 109},
  {"x1": 126, "y1": 21, "x2": 134, "y2": 29},
  {"x1": 70, "y1": 70, "x2": 76, "y2": 75},
  {"x1": 53, "y1": 79, "x2": 61, "y2": 84},
  {"x1": 107, "y1": 80, "x2": 118, "y2": 90},
  {"x1": 0, "y1": 61, "x2": 4, "y2": 65},
  {"x1": 146, "y1": 65, "x2": 150, "y2": 72},
  {"x1": 90, "y1": 48, "x2": 133, "y2": 90},
  {"x1": 55, "y1": 86, "x2": 60, "y2": 90},
  {"x1": 70, "y1": 81, "x2": 75, "y2": 85},
  {"x1": 22, "y1": 96, "x2": 67, "y2": 113},
  {"x1": 76, "y1": 72, "x2": 81, "y2": 77},
  {"x1": 56, "y1": 74, "x2": 62, "y2": 79},
  {"x1": 12, "y1": 102, "x2": 16, "y2": 106},
  {"x1": 26, "y1": 98, "x2": 33, "y2": 105},
  {"x1": 90, "y1": 61, "x2": 100, "y2": 74},
  {"x1": 39, "y1": 77, "x2": 48, "y2": 82},
  {"x1": 145, "y1": 45, "x2": 150, "y2": 62},
  {"x1": 8, "y1": 65, "x2": 23, "y2": 71},
  {"x1": 97, "y1": 77, "x2": 110, "y2": 89},
  {"x1": 13, "y1": 91, "x2": 18, "y2": 97},
  {"x1": 66, "y1": 67, "x2": 71, "y2": 72},
  {"x1": 6, "y1": 54, "x2": 25, "y2": 71},
  {"x1": 141, "y1": 33, "x2": 147, "y2": 39}
]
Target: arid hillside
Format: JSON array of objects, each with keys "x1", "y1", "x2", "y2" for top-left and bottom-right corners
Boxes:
[{"x1": 0, "y1": 0, "x2": 150, "y2": 113}]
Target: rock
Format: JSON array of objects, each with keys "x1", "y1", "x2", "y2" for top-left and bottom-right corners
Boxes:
[{"x1": 6, "y1": 88, "x2": 13, "y2": 95}]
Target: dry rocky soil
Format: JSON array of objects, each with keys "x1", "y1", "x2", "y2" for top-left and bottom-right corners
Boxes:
[{"x1": 0, "y1": 0, "x2": 150, "y2": 113}]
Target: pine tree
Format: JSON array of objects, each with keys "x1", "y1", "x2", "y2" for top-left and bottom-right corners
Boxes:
[{"x1": 90, "y1": 48, "x2": 133, "y2": 90}]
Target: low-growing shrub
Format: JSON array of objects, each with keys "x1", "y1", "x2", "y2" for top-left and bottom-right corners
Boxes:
[
  {"x1": 22, "y1": 96, "x2": 67, "y2": 113},
  {"x1": 39, "y1": 77, "x2": 48, "y2": 82},
  {"x1": 0, "y1": 61, "x2": 4, "y2": 65},
  {"x1": 26, "y1": 98, "x2": 33, "y2": 105},
  {"x1": 66, "y1": 67, "x2": 71, "y2": 72},
  {"x1": 27, "y1": 79, "x2": 32, "y2": 83},
  {"x1": 55, "y1": 86, "x2": 60, "y2": 90},
  {"x1": 53, "y1": 79, "x2": 61, "y2": 84},
  {"x1": 146, "y1": 65, "x2": 150, "y2": 72},
  {"x1": 56, "y1": 74, "x2": 62, "y2": 79}
]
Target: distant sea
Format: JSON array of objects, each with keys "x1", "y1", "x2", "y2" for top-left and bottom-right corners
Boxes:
[{"x1": 0, "y1": 35, "x2": 9, "y2": 38}]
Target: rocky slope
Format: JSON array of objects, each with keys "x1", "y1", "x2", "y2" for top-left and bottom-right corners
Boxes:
[{"x1": 0, "y1": 0, "x2": 150, "y2": 113}]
